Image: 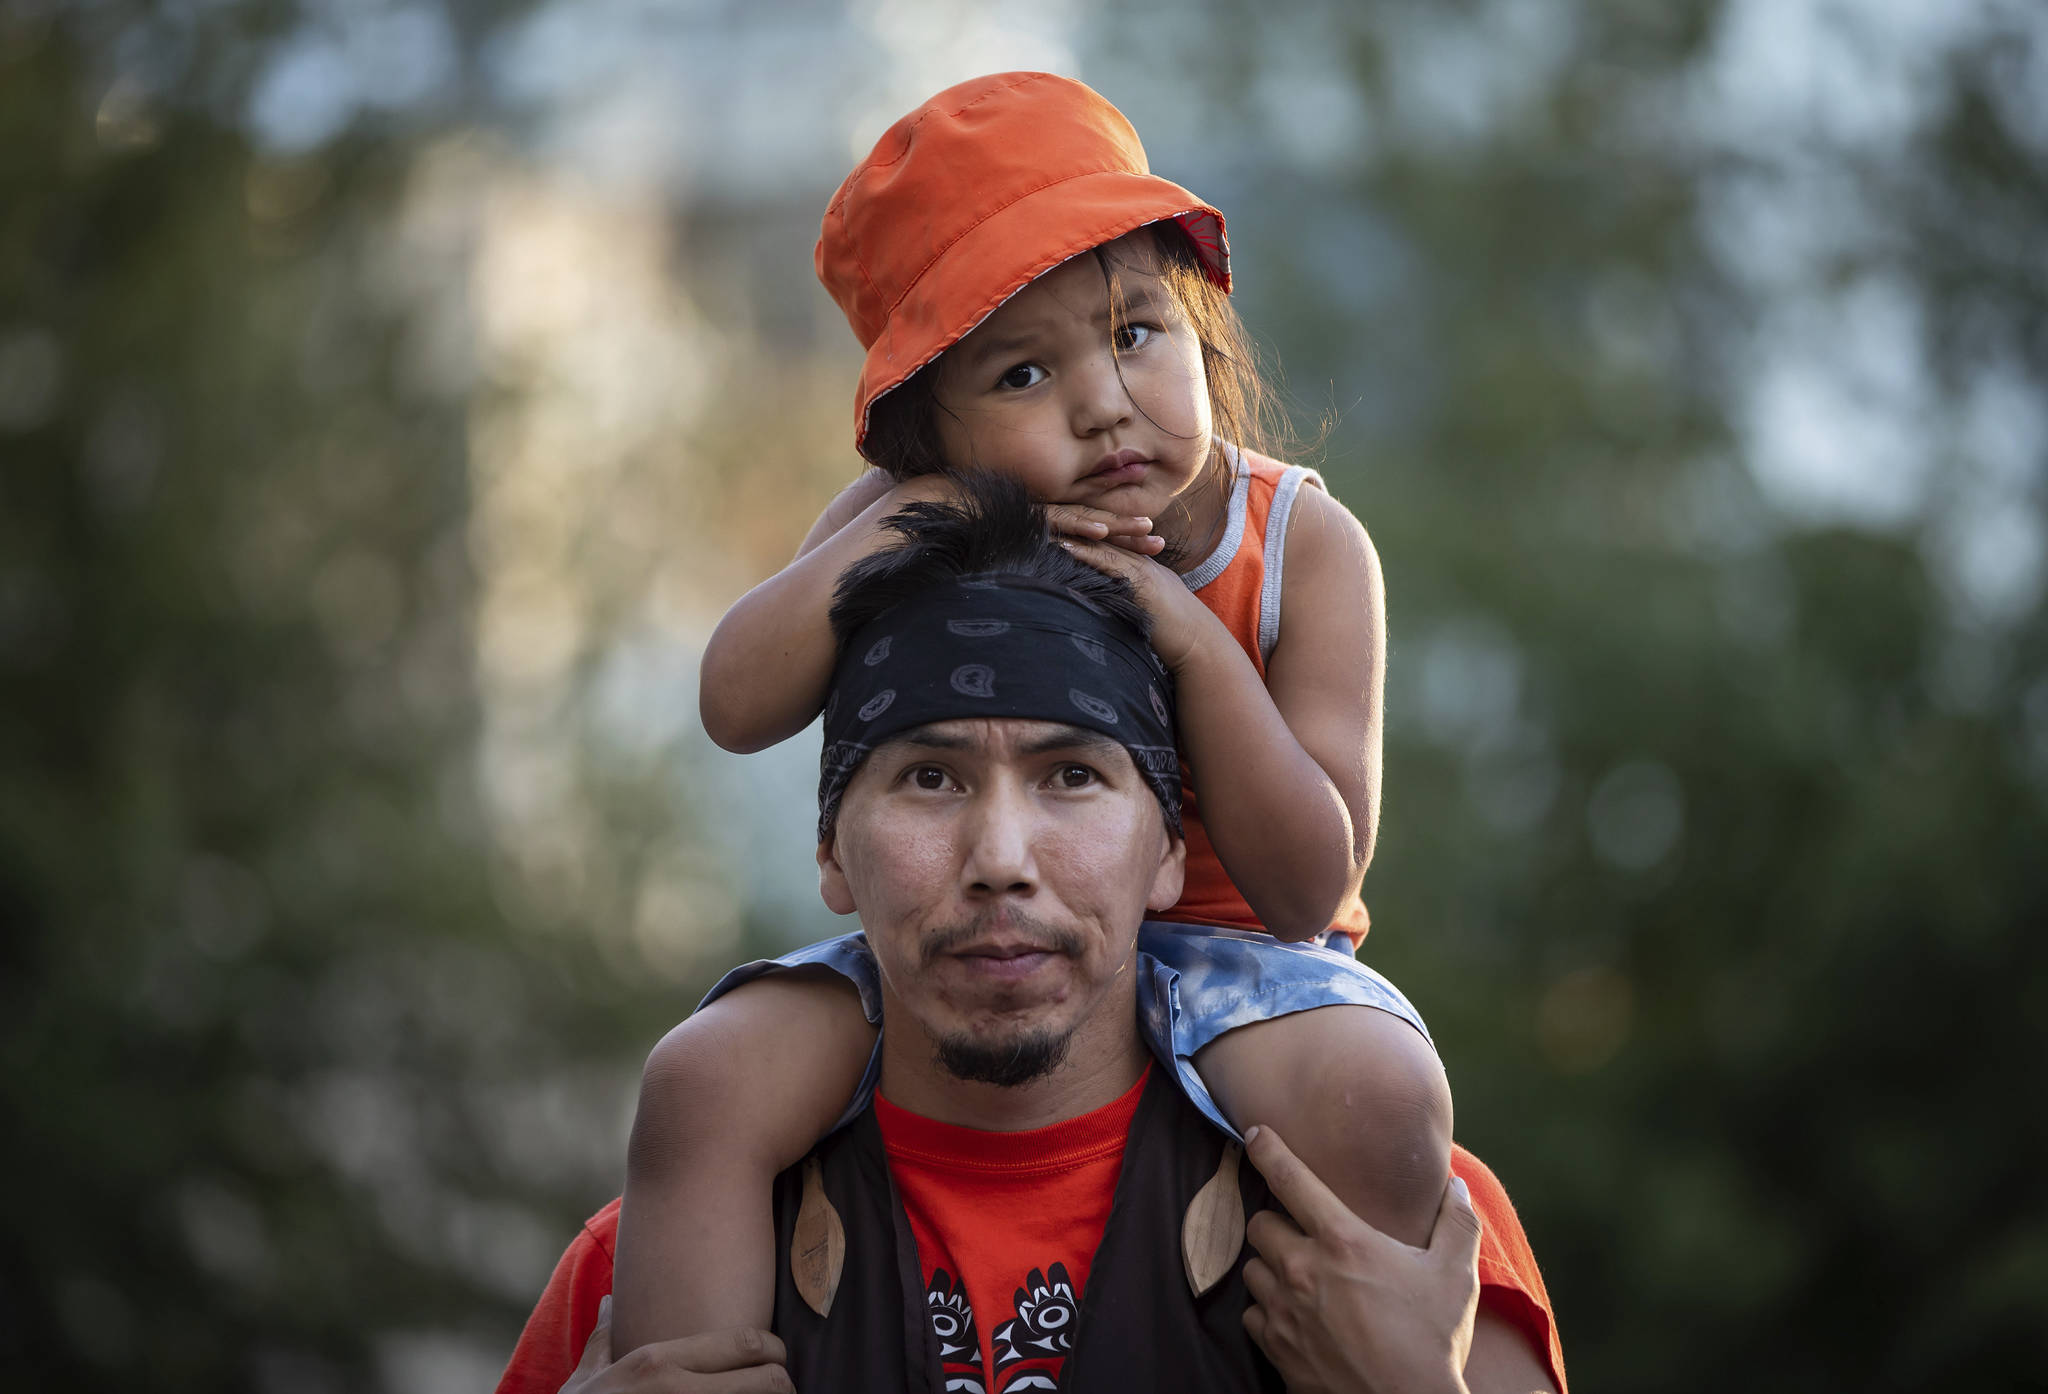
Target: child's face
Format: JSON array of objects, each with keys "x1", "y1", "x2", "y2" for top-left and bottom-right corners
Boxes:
[{"x1": 930, "y1": 233, "x2": 1213, "y2": 525}]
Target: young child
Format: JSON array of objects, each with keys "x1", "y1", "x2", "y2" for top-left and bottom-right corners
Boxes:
[{"x1": 611, "y1": 72, "x2": 1451, "y2": 1357}]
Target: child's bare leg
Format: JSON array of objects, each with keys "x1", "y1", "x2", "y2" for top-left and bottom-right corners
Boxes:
[
  {"x1": 611, "y1": 970, "x2": 876, "y2": 1357},
  {"x1": 1194, "y1": 1004, "x2": 1451, "y2": 1247}
]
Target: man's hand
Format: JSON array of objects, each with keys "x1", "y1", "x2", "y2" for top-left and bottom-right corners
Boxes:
[
  {"x1": 557, "y1": 1296, "x2": 794, "y2": 1394},
  {"x1": 1241, "y1": 1126, "x2": 1481, "y2": 1394}
]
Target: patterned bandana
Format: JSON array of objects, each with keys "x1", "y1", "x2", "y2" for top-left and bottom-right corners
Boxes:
[{"x1": 818, "y1": 576, "x2": 1181, "y2": 841}]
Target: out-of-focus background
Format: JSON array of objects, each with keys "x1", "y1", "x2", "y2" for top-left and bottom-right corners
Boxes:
[{"x1": 4, "y1": 0, "x2": 2045, "y2": 1387}]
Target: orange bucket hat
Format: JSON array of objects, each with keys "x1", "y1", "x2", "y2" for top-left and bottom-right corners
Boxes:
[{"x1": 816, "y1": 71, "x2": 1230, "y2": 460}]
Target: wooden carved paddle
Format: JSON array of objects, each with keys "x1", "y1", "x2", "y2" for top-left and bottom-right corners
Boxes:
[
  {"x1": 1181, "y1": 1140, "x2": 1245, "y2": 1297},
  {"x1": 791, "y1": 1155, "x2": 845, "y2": 1317}
]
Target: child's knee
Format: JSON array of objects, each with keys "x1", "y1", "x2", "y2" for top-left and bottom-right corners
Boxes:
[
  {"x1": 1199, "y1": 1005, "x2": 1451, "y2": 1246},
  {"x1": 1324, "y1": 1015, "x2": 1454, "y2": 1220},
  {"x1": 627, "y1": 972, "x2": 874, "y2": 1182}
]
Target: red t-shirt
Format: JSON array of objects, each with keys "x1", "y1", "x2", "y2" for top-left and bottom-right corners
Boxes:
[
  {"x1": 877, "y1": 1066, "x2": 1149, "y2": 1392},
  {"x1": 496, "y1": 1139, "x2": 1566, "y2": 1394}
]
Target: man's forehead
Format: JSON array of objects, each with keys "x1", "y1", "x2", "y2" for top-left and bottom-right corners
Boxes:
[{"x1": 876, "y1": 718, "x2": 1130, "y2": 761}]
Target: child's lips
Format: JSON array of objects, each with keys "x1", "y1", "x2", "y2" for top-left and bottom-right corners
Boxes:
[{"x1": 1088, "y1": 449, "x2": 1151, "y2": 485}]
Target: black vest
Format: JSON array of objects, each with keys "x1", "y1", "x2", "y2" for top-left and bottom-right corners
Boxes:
[{"x1": 770, "y1": 1067, "x2": 1286, "y2": 1393}]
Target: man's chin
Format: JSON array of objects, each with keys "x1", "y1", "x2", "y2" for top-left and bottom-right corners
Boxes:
[{"x1": 932, "y1": 1025, "x2": 1074, "y2": 1087}]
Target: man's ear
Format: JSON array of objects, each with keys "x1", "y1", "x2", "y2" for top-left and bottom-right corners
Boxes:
[
  {"x1": 818, "y1": 834, "x2": 858, "y2": 916},
  {"x1": 1145, "y1": 829, "x2": 1186, "y2": 914}
]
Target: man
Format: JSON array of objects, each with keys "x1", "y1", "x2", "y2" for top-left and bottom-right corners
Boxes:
[{"x1": 498, "y1": 481, "x2": 1565, "y2": 1393}]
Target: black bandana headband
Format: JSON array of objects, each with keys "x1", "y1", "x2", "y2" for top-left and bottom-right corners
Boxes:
[{"x1": 818, "y1": 576, "x2": 1182, "y2": 840}]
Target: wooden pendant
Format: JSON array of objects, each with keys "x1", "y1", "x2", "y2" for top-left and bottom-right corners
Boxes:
[
  {"x1": 792, "y1": 1155, "x2": 846, "y2": 1317},
  {"x1": 1181, "y1": 1140, "x2": 1245, "y2": 1297}
]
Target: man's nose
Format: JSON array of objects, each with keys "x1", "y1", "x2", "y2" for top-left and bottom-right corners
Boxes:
[{"x1": 960, "y1": 779, "x2": 1039, "y2": 898}]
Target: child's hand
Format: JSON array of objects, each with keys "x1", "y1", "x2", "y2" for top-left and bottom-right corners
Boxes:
[
  {"x1": 1057, "y1": 536, "x2": 1217, "y2": 673},
  {"x1": 1046, "y1": 504, "x2": 1165, "y2": 556},
  {"x1": 870, "y1": 476, "x2": 1160, "y2": 554}
]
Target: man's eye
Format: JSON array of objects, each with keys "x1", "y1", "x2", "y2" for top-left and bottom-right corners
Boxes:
[
  {"x1": 908, "y1": 766, "x2": 947, "y2": 790},
  {"x1": 1112, "y1": 323, "x2": 1155, "y2": 353},
  {"x1": 997, "y1": 363, "x2": 1046, "y2": 390},
  {"x1": 1055, "y1": 765, "x2": 1096, "y2": 789}
]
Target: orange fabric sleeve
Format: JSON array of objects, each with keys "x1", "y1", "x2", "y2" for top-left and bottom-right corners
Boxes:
[
  {"x1": 493, "y1": 1199, "x2": 620, "y2": 1394},
  {"x1": 1453, "y1": 1145, "x2": 1567, "y2": 1394}
]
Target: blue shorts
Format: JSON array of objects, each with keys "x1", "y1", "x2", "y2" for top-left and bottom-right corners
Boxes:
[{"x1": 699, "y1": 922, "x2": 1431, "y2": 1140}]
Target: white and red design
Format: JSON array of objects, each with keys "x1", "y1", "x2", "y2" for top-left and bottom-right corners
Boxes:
[
  {"x1": 881, "y1": 1075, "x2": 1145, "y2": 1394},
  {"x1": 926, "y1": 1268, "x2": 987, "y2": 1394},
  {"x1": 921, "y1": 1260, "x2": 1077, "y2": 1393},
  {"x1": 991, "y1": 1263, "x2": 1077, "y2": 1391}
]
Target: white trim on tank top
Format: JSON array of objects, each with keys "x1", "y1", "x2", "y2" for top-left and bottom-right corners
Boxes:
[
  {"x1": 1180, "y1": 442, "x2": 1250, "y2": 593},
  {"x1": 1258, "y1": 465, "x2": 1324, "y2": 665}
]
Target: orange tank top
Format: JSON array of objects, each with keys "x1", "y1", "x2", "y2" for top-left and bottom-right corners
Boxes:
[{"x1": 1157, "y1": 446, "x2": 1372, "y2": 946}]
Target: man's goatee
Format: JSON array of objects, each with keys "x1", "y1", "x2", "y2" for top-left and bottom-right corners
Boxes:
[{"x1": 934, "y1": 1027, "x2": 1073, "y2": 1086}]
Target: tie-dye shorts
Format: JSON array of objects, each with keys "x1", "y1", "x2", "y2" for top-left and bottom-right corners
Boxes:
[{"x1": 698, "y1": 923, "x2": 1431, "y2": 1140}]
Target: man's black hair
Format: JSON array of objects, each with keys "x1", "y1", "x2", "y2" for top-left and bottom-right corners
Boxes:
[{"x1": 827, "y1": 472, "x2": 1155, "y2": 646}]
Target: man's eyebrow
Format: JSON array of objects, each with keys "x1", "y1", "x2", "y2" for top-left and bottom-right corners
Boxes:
[
  {"x1": 886, "y1": 730, "x2": 972, "y2": 751},
  {"x1": 875, "y1": 726, "x2": 1127, "y2": 759},
  {"x1": 1017, "y1": 727, "x2": 1127, "y2": 759}
]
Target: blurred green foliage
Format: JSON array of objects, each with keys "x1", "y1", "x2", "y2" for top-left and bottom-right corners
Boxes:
[
  {"x1": 3, "y1": 0, "x2": 2045, "y2": 1389},
  {"x1": 0, "y1": 13, "x2": 719, "y2": 1388}
]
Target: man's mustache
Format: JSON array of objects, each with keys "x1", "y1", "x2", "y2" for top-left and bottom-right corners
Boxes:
[{"x1": 920, "y1": 912, "x2": 1087, "y2": 968}]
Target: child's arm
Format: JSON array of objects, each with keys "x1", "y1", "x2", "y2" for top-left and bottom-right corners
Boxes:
[
  {"x1": 1061, "y1": 487, "x2": 1382, "y2": 940},
  {"x1": 792, "y1": 466, "x2": 896, "y2": 559},
  {"x1": 1257, "y1": 485, "x2": 1385, "y2": 879},
  {"x1": 698, "y1": 470, "x2": 947, "y2": 752},
  {"x1": 611, "y1": 972, "x2": 877, "y2": 1356},
  {"x1": 700, "y1": 471, "x2": 1156, "y2": 753}
]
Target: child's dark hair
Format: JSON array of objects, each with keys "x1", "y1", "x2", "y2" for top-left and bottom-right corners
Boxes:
[
  {"x1": 827, "y1": 471, "x2": 1153, "y2": 646},
  {"x1": 862, "y1": 220, "x2": 1297, "y2": 535}
]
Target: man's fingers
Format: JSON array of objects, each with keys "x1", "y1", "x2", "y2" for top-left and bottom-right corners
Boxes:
[
  {"x1": 1430, "y1": 1173, "x2": 1483, "y2": 1268},
  {"x1": 701, "y1": 1369, "x2": 796, "y2": 1393},
  {"x1": 1240, "y1": 1254, "x2": 1278, "y2": 1306},
  {"x1": 1242, "y1": 1124, "x2": 1357, "y2": 1241},
  {"x1": 572, "y1": 1293, "x2": 613, "y2": 1378},
  {"x1": 1244, "y1": 1207, "x2": 1308, "y2": 1262},
  {"x1": 666, "y1": 1326, "x2": 789, "y2": 1375},
  {"x1": 602, "y1": 1328, "x2": 793, "y2": 1394},
  {"x1": 1241, "y1": 1299, "x2": 1270, "y2": 1350}
]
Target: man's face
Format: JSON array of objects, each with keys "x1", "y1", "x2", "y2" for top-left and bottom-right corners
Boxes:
[{"x1": 818, "y1": 718, "x2": 1185, "y2": 1085}]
